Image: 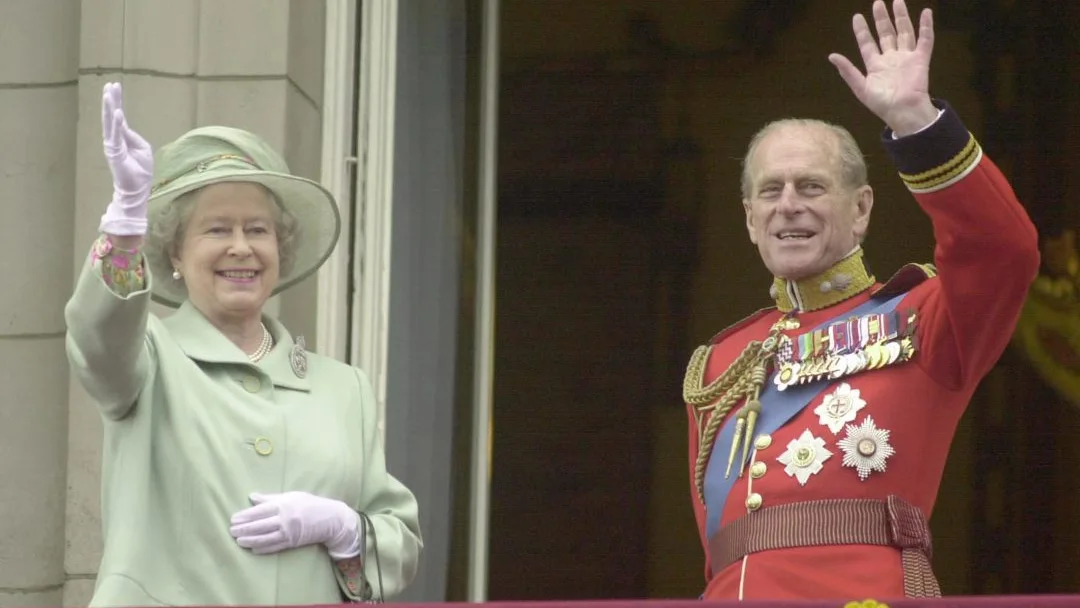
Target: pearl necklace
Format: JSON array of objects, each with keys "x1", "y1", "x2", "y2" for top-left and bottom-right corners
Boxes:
[{"x1": 248, "y1": 323, "x2": 273, "y2": 362}]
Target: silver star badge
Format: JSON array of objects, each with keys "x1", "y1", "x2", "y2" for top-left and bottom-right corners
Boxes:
[
  {"x1": 776, "y1": 429, "x2": 833, "y2": 486},
  {"x1": 837, "y1": 415, "x2": 895, "y2": 480},
  {"x1": 813, "y1": 382, "x2": 867, "y2": 435}
]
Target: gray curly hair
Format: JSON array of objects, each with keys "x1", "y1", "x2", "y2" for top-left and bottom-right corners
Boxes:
[{"x1": 145, "y1": 184, "x2": 301, "y2": 292}]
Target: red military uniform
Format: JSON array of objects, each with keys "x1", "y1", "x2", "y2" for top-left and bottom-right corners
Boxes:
[{"x1": 684, "y1": 102, "x2": 1039, "y2": 600}]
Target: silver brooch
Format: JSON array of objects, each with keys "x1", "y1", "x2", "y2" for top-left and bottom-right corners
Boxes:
[{"x1": 290, "y1": 335, "x2": 308, "y2": 378}]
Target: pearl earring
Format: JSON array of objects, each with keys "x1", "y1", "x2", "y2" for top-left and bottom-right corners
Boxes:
[{"x1": 172, "y1": 270, "x2": 182, "y2": 280}]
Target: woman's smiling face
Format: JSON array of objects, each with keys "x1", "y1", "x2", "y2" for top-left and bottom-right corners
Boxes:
[{"x1": 171, "y1": 182, "x2": 281, "y2": 323}]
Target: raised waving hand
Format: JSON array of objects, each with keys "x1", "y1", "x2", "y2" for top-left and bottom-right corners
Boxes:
[
  {"x1": 828, "y1": 0, "x2": 939, "y2": 136},
  {"x1": 99, "y1": 82, "x2": 154, "y2": 236}
]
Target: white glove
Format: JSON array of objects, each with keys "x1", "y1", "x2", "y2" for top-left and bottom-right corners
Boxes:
[
  {"x1": 229, "y1": 491, "x2": 362, "y2": 559},
  {"x1": 99, "y1": 82, "x2": 154, "y2": 236}
]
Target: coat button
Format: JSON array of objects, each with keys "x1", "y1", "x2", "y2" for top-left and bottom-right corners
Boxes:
[
  {"x1": 253, "y1": 437, "x2": 273, "y2": 456},
  {"x1": 242, "y1": 375, "x2": 262, "y2": 393},
  {"x1": 750, "y1": 461, "x2": 767, "y2": 479},
  {"x1": 754, "y1": 434, "x2": 772, "y2": 450},
  {"x1": 746, "y1": 493, "x2": 763, "y2": 511}
]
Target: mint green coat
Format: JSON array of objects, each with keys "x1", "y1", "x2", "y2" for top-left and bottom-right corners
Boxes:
[{"x1": 65, "y1": 257, "x2": 422, "y2": 606}]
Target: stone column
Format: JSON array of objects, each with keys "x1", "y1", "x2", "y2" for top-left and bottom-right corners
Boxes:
[
  {"x1": 64, "y1": 1, "x2": 325, "y2": 604},
  {"x1": 0, "y1": 1, "x2": 80, "y2": 606},
  {"x1": 277, "y1": 0, "x2": 327, "y2": 347}
]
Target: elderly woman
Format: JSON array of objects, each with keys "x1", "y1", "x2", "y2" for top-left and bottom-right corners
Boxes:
[{"x1": 65, "y1": 82, "x2": 422, "y2": 607}]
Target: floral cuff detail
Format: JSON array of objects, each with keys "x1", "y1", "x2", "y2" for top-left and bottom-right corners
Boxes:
[
  {"x1": 335, "y1": 556, "x2": 372, "y2": 602},
  {"x1": 90, "y1": 234, "x2": 146, "y2": 297}
]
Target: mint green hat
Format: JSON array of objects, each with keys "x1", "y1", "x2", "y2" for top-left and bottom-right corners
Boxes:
[{"x1": 144, "y1": 126, "x2": 341, "y2": 307}]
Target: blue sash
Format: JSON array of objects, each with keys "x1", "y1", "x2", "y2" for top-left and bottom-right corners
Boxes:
[{"x1": 702, "y1": 292, "x2": 909, "y2": 538}]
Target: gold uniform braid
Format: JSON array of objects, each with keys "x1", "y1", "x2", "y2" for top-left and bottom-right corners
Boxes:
[{"x1": 682, "y1": 319, "x2": 788, "y2": 503}]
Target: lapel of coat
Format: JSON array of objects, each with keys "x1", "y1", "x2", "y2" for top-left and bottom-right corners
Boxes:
[{"x1": 163, "y1": 301, "x2": 312, "y2": 393}]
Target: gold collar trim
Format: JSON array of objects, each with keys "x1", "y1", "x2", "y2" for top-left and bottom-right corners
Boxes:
[{"x1": 770, "y1": 247, "x2": 875, "y2": 313}]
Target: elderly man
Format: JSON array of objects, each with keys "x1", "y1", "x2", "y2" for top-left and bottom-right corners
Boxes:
[{"x1": 683, "y1": 0, "x2": 1039, "y2": 600}]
